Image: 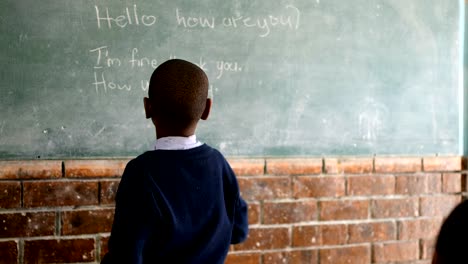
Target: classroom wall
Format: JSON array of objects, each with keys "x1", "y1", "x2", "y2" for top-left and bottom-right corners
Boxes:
[{"x1": 0, "y1": 156, "x2": 465, "y2": 264}]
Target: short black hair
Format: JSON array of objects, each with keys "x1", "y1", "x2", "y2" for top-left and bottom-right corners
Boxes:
[
  {"x1": 434, "y1": 199, "x2": 468, "y2": 263},
  {"x1": 148, "y1": 59, "x2": 209, "y2": 127}
]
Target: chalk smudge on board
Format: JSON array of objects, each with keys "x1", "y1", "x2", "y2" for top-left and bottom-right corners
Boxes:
[
  {"x1": 0, "y1": 121, "x2": 5, "y2": 143},
  {"x1": 358, "y1": 97, "x2": 388, "y2": 142},
  {"x1": 430, "y1": 96, "x2": 437, "y2": 144},
  {"x1": 94, "y1": 126, "x2": 106, "y2": 137}
]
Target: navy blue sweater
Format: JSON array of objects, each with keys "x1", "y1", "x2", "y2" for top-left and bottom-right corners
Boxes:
[{"x1": 101, "y1": 144, "x2": 248, "y2": 264}]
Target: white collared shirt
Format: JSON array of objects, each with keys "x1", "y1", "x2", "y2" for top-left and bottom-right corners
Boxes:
[{"x1": 154, "y1": 135, "x2": 203, "y2": 150}]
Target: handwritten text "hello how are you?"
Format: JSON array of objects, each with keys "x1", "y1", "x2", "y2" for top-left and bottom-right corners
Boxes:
[{"x1": 94, "y1": 4, "x2": 301, "y2": 37}]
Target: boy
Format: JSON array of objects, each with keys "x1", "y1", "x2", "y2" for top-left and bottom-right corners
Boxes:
[{"x1": 101, "y1": 59, "x2": 249, "y2": 264}]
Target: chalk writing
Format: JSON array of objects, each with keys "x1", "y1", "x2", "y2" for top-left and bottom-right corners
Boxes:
[
  {"x1": 175, "y1": 5, "x2": 300, "y2": 37},
  {"x1": 89, "y1": 46, "x2": 121, "y2": 69},
  {"x1": 215, "y1": 60, "x2": 242, "y2": 79},
  {"x1": 196, "y1": 57, "x2": 208, "y2": 72},
  {"x1": 89, "y1": 46, "x2": 241, "y2": 94},
  {"x1": 129, "y1": 48, "x2": 158, "y2": 68},
  {"x1": 141, "y1": 80, "x2": 149, "y2": 92},
  {"x1": 95, "y1": 5, "x2": 157, "y2": 29},
  {"x1": 93, "y1": 4, "x2": 300, "y2": 37},
  {"x1": 92, "y1": 71, "x2": 219, "y2": 97},
  {"x1": 93, "y1": 71, "x2": 132, "y2": 94},
  {"x1": 176, "y1": 9, "x2": 215, "y2": 29}
]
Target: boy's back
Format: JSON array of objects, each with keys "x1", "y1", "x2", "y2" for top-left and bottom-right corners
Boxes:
[
  {"x1": 102, "y1": 145, "x2": 247, "y2": 263},
  {"x1": 101, "y1": 59, "x2": 248, "y2": 263}
]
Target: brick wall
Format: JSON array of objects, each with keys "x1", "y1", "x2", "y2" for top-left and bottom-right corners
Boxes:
[{"x1": 0, "y1": 157, "x2": 465, "y2": 264}]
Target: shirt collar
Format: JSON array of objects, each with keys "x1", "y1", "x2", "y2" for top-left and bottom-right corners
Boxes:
[{"x1": 154, "y1": 135, "x2": 203, "y2": 150}]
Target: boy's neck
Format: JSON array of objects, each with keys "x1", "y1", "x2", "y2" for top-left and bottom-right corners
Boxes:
[
  {"x1": 155, "y1": 125, "x2": 197, "y2": 139},
  {"x1": 154, "y1": 135, "x2": 202, "y2": 150}
]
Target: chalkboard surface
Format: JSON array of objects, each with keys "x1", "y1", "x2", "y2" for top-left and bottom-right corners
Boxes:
[{"x1": 0, "y1": 0, "x2": 462, "y2": 158}]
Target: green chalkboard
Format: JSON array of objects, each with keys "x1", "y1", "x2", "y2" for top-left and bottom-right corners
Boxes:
[{"x1": 0, "y1": 0, "x2": 462, "y2": 158}]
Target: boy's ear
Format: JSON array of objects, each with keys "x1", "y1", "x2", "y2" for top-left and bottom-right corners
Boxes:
[
  {"x1": 200, "y1": 98, "x2": 212, "y2": 120},
  {"x1": 143, "y1": 97, "x2": 152, "y2": 119}
]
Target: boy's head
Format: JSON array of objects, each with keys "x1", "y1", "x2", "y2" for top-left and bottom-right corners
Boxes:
[{"x1": 144, "y1": 59, "x2": 211, "y2": 137}]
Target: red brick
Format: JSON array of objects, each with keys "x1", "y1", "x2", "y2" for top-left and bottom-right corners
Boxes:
[
  {"x1": 423, "y1": 156, "x2": 464, "y2": 172},
  {"x1": 320, "y1": 200, "x2": 369, "y2": 221},
  {"x1": 23, "y1": 181, "x2": 99, "y2": 207},
  {"x1": 227, "y1": 159, "x2": 264, "y2": 176},
  {"x1": 99, "y1": 236, "x2": 109, "y2": 261},
  {"x1": 233, "y1": 227, "x2": 289, "y2": 250},
  {"x1": 266, "y1": 159, "x2": 322, "y2": 175},
  {"x1": 320, "y1": 245, "x2": 371, "y2": 264},
  {"x1": 62, "y1": 209, "x2": 114, "y2": 235},
  {"x1": 263, "y1": 250, "x2": 318, "y2": 264},
  {"x1": 293, "y1": 176, "x2": 345, "y2": 198},
  {"x1": 100, "y1": 180, "x2": 120, "y2": 205},
  {"x1": 248, "y1": 202, "x2": 260, "y2": 225},
  {"x1": 442, "y1": 173, "x2": 462, "y2": 193},
  {"x1": 325, "y1": 158, "x2": 373, "y2": 174},
  {"x1": 65, "y1": 159, "x2": 128, "y2": 178},
  {"x1": 0, "y1": 241, "x2": 18, "y2": 264},
  {"x1": 0, "y1": 160, "x2": 62, "y2": 179},
  {"x1": 0, "y1": 181, "x2": 21, "y2": 208},
  {"x1": 420, "y1": 195, "x2": 461, "y2": 217},
  {"x1": 375, "y1": 157, "x2": 421, "y2": 173},
  {"x1": 347, "y1": 175, "x2": 395, "y2": 196},
  {"x1": 24, "y1": 239, "x2": 95, "y2": 264},
  {"x1": 263, "y1": 200, "x2": 317, "y2": 224},
  {"x1": 0, "y1": 212, "x2": 55, "y2": 238},
  {"x1": 421, "y1": 238, "x2": 436, "y2": 260},
  {"x1": 398, "y1": 218, "x2": 443, "y2": 240},
  {"x1": 238, "y1": 177, "x2": 290, "y2": 200},
  {"x1": 372, "y1": 198, "x2": 419, "y2": 218},
  {"x1": 395, "y1": 174, "x2": 441, "y2": 195},
  {"x1": 292, "y1": 225, "x2": 320, "y2": 247},
  {"x1": 225, "y1": 253, "x2": 261, "y2": 264},
  {"x1": 321, "y1": 224, "x2": 347, "y2": 245},
  {"x1": 292, "y1": 224, "x2": 347, "y2": 247},
  {"x1": 460, "y1": 174, "x2": 467, "y2": 192},
  {"x1": 348, "y1": 221, "x2": 396, "y2": 243},
  {"x1": 373, "y1": 241, "x2": 419, "y2": 262}
]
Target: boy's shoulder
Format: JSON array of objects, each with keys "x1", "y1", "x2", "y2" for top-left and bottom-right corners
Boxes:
[
  {"x1": 131, "y1": 144, "x2": 228, "y2": 166},
  {"x1": 122, "y1": 145, "x2": 234, "y2": 180}
]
